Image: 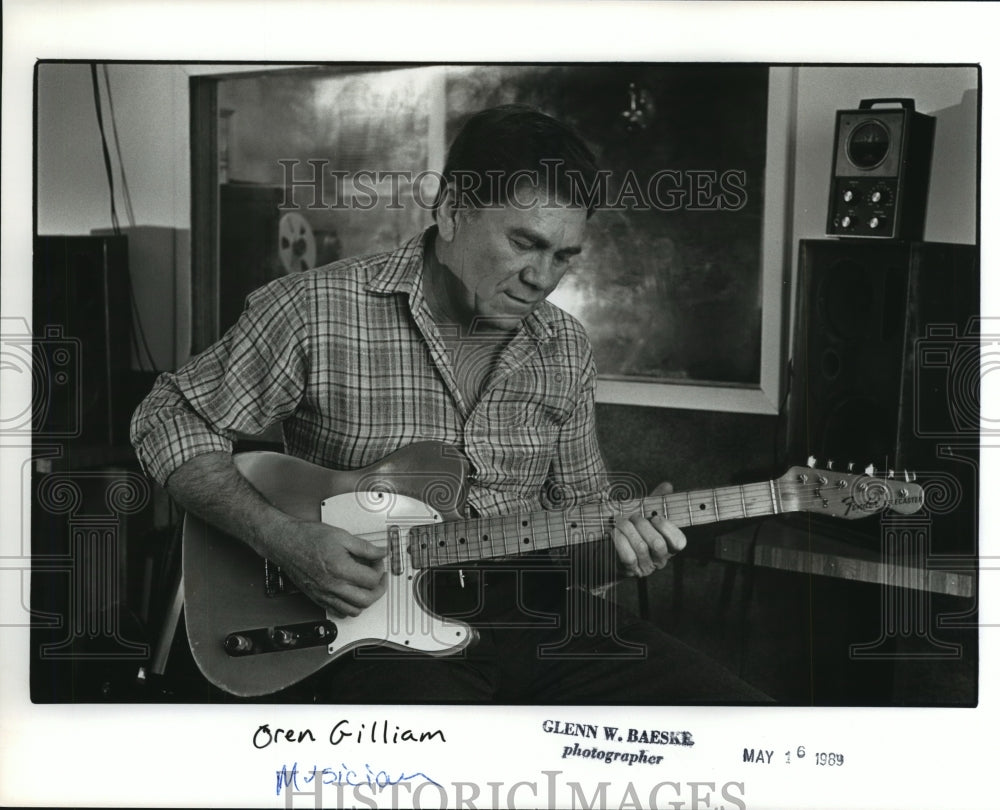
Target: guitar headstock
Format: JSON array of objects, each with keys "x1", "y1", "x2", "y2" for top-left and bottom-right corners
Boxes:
[{"x1": 777, "y1": 464, "x2": 925, "y2": 519}]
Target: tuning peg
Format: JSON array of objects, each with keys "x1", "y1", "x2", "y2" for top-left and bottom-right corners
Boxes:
[
  {"x1": 826, "y1": 459, "x2": 834, "y2": 470},
  {"x1": 847, "y1": 462, "x2": 855, "y2": 472},
  {"x1": 864, "y1": 463, "x2": 875, "y2": 476},
  {"x1": 807, "y1": 455, "x2": 817, "y2": 468},
  {"x1": 888, "y1": 469, "x2": 895, "y2": 479},
  {"x1": 904, "y1": 470, "x2": 916, "y2": 483}
]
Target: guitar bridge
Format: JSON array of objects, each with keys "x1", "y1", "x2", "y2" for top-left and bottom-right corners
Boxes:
[{"x1": 223, "y1": 620, "x2": 338, "y2": 657}]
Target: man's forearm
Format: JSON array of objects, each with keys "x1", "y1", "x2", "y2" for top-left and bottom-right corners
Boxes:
[
  {"x1": 165, "y1": 450, "x2": 388, "y2": 616},
  {"x1": 164, "y1": 450, "x2": 293, "y2": 559}
]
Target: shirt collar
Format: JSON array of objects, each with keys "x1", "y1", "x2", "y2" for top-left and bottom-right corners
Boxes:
[
  {"x1": 365, "y1": 226, "x2": 556, "y2": 342},
  {"x1": 364, "y1": 229, "x2": 428, "y2": 297}
]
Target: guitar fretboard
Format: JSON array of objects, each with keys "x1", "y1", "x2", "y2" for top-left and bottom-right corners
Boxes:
[{"x1": 407, "y1": 481, "x2": 782, "y2": 569}]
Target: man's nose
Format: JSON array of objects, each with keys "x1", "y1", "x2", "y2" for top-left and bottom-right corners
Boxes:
[{"x1": 520, "y1": 254, "x2": 559, "y2": 291}]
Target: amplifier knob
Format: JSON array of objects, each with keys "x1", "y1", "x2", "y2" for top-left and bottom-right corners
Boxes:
[
  {"x1": 839, "y1": 216, "x2": 853, "y2": 229},
  {"x1": 842, "y1": 190, "x2": 854, "y2": 202},
  {"x1": 868, "y1": 217, "x2": 882, "y2": 229},
  {"x1": 870, "y1": 190, "x2": 882, "y2": 203}
]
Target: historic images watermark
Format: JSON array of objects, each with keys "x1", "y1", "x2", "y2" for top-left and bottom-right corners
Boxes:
[
  {"x1": 849, "y1": 317, "x2": 990, "y2": 661},
  {"x1": 277, "y1": 767, "x2": 747, "y2": 810},
  {"x1": 0, "y1": 317, "x2": 80, "y2": 439},
  {"x1": 276, "y1": 159, "x2": 749, "y2": 214}
]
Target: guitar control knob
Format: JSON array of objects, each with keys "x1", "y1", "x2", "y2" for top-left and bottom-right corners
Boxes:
[
  {"x1": 224, "y1": 633, "x2": 254, "y2": 655},
  {"x1": 274, "y1": 628, "x2": 297, "y2": 647}
]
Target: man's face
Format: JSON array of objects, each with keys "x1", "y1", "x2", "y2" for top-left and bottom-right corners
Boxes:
[{"x1": 435, "y1": 184, "x2": 587, "y2": 329}]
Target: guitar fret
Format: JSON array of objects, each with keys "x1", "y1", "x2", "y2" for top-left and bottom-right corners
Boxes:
[
  {"x1": 751, "y1": 483, "x2": 772, "y2": 517},
  {"x1": 496, "y1": 514, "x2": 508, "y2": 557},
  {"x1": 455, "y1": 519, "x2": 468, "y2": 564},
  {"x1": 403, "y1": 471, "x2": 843, "y2": 569},
  {"x1": 518, "y1": 513, "x2": 531, "y2": 552},
  {"x1": 447, "y1": 520, "x2": 458, "y2": 565},
  {"x1": 495, "y1": 513, "x2": 506, "y2": 557},
  {"x1": 493, "y1": 514, "x2": 507, "y2": 558},
  {"x1": 434, "y1": 523, "x2": 445, "y2": 566}
]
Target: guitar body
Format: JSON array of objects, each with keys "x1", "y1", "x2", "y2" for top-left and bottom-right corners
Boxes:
[
  {"x1": 183, "y1": 442, "x2": 474, "y2": 697},
  {"x1": 183, "y1": 441, "x2": 923, "y2": 697}
]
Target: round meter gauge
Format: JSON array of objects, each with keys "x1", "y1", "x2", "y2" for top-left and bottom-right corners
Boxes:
[{"x1": 846, "y1": 119, "x2": 891, "y2": 169}]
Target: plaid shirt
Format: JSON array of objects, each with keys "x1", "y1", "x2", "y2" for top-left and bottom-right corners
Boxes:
[{"x1": 131, "y1": 229, "x2": 610, "y2": 516}]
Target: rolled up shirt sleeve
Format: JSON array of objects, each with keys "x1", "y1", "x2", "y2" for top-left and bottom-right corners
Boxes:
[{"x1": 130, "y1": 276, "x2": 310, "y2": 486}]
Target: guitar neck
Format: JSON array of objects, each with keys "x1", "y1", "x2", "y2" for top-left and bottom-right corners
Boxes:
[{"x1": 409, "y1": 480, "x2": 784, "y2": 568}]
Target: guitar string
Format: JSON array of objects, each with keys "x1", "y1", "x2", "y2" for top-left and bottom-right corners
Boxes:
[{"x1": 338, "y1": 481, "x2": 903, "y2": 566}]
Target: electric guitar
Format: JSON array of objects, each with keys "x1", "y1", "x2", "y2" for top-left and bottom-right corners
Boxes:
[{"x1": 182, "y1": 441, "x2": 924, "y2": 696}]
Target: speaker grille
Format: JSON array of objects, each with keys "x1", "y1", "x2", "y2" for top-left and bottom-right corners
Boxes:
[{"x1": 788, "y1": 239, "x2": 978, "y2": 551}]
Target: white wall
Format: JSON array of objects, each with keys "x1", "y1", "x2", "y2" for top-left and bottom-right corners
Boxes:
[
  {"x1": 37, "y1": 64, "x2": 190, "y2": 235},
  {"x1": 35, "y1": 63, "x2": 286, "y2": 369},
  {"x1": 37, "y1": 63, "x2": 191, "y2": 370},
  {"x1": 791, "y1": 66, "x2": 978, "y2": 248}
]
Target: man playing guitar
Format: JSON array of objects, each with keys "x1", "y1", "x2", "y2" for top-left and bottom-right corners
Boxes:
[{"x1": 132, "y1": 105, "x2": 769, "y2": 703}]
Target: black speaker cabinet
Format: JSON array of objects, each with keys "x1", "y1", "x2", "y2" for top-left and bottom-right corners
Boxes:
[
  {"x1": 827, "y1": 99, "x2": 935, "y2": 241},
  {"x1": 33, "y1": 235, "x2": 132, "y2": 446},
  {"x1": 788, "y1": 240, "x2": 978, "y2": 550}
]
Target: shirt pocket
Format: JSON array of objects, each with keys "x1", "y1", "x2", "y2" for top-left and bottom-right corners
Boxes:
[{"x1": 501, "y1": 364, "x2": 576, "y2": 427}]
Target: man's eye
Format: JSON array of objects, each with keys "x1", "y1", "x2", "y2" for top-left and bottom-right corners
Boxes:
[{"x1": 511, "y1": 238, "x2": 533, "y2": 250}]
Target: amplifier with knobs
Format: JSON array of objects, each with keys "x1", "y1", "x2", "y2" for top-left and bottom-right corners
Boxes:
[{"x1": 826, "y1": 98, "x2": 935, "y2": 241}]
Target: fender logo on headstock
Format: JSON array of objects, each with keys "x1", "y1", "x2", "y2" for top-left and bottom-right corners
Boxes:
[{"x1": 841, "y1": 493, "x2": 922, "y2": 515}]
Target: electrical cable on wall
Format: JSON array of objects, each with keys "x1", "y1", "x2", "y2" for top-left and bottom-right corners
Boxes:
[
  {"x1": 102, "y1": 66, "x2": 156, "y2": 372},
  {"x1": 90, "y1": 63, "x2": 158, "y2": 372},
  {"x1": 102, "y1": 65, "x2": 137, "y2": 229},
  {"x1": 90, "y1": 64, "x2": 121, "y2": 235}
]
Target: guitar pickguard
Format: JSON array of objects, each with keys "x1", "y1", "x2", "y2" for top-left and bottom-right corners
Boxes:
[{"x1": 319, "y1": 491, "x2": 474, "y2": 658}]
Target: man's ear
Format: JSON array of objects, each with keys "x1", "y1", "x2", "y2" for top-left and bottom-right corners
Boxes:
[{"x1": 436, "y1": 183, "x2": 459, "y2": 242}]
